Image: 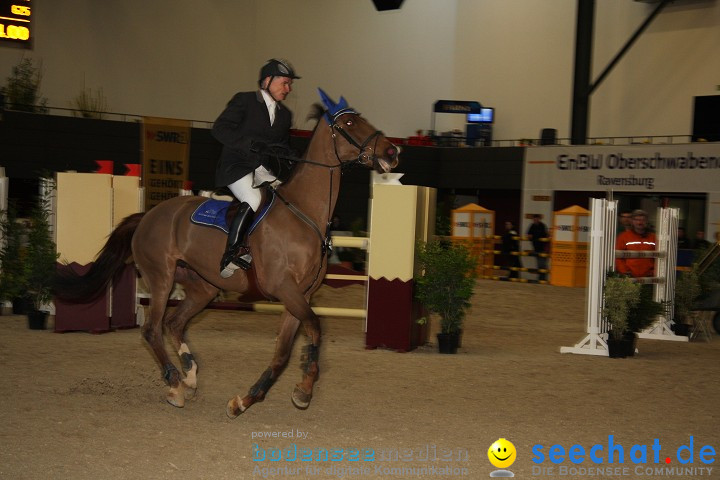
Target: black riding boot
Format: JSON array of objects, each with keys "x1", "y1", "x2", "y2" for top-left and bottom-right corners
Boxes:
[{"x1": 220, "y1": 202, "x2": 255, "y2": 278}]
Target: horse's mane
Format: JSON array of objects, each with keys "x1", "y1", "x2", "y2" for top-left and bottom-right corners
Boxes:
[{"x1": 306, "y1": 103, "x2": 324, "y2": 122}]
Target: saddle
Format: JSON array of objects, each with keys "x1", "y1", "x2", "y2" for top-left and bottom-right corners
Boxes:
[{"x1": 190, "y1": 190, "x2": 276, "y2": 235}]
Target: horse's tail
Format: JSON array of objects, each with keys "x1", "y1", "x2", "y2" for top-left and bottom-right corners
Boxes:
[{"x1": 54, "y1": 212, "x2": 145, "y2": 302}]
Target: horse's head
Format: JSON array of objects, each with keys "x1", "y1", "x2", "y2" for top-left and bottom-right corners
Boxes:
[{"x1": 317, "y1": 88, "x2": 399, "y2": 173}]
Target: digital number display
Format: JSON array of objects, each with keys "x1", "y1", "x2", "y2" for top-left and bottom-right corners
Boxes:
[{"x1": 0, "y1": 0, "x2": 32, "y2": 48}]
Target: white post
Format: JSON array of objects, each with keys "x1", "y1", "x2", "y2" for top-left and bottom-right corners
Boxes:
[
  {"x1": 563, "y1": 203, "x2": 687, "y2": 355},
  {"x1": 637, "y1": 207, "x2": 685, "y2": 341},
  {"x1": 560, "y1": 198, "x2": 616, "y2": 355}
]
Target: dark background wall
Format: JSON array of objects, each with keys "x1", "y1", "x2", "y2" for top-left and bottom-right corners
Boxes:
[{"x1": 0, "y1": 112, "x2": 525, "y2": 231}]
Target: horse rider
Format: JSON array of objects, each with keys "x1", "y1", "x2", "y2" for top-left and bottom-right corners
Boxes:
[{"x1": 212, "y1": 58, "x2": 300, "y2": 278}]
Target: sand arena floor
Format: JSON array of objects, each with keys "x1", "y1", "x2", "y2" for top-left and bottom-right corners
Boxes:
[{"x1": 0, "y1": 280, "x2": 718, "y2": 480}]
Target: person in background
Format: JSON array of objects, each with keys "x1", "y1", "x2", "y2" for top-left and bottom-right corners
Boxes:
[
  {"x1": 330, "y1": 215, "x2": 345, "y2": 232},
  {"x1": 693, "y1": 230, "x2": 711, "y2": 250},
  {"x1": 615, "y1": 209, "x2": 656, "y2": 278},
  {"x1": 526, "y1": 214, "x2": 549, "y2": 281},
  {"x1": 677, "y1": 227, "x2": 690, "y2": 249},
  {"x1": 501, "y1": 221, "x2": 521, "y2": 279},
  {"x1": 618, "y1": 210, "x2": 632, "y2": 234},
  {"x1": 674, "y1": 226, "x2": 695, "y2": 271}
]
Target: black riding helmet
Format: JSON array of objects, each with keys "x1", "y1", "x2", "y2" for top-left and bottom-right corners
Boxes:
[{"x1": 258, "y1": 59, "x2": 301, "y2": 89}]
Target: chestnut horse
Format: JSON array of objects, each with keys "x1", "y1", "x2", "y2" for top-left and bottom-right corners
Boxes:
[{"x1": 54, "y1": 90, "x2": 399, "y2": 417}]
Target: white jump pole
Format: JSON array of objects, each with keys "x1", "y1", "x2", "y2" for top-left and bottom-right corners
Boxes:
[
  {"x1": 560, "y1": 198, "x2": 616, "y2": 356},
  {"x1": 637, "y1": 207, "x2": 685, "y2": 341},
  {"x1": 562, "y1": 202, "x2": 686, "y2": 355}
]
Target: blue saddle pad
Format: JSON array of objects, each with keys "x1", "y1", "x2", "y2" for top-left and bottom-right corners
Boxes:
[
  {"x1": 191, "y1": 199, "x2": 232, "y2": 233},
  {"x1": 190, "y1": 194, "x2": 275, "y2": 235}
]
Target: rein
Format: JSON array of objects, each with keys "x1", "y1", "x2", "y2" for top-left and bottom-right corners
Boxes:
[
  {"x1": 267, "y1": 182, "x2": 332, "y2": 296},
  {"x1": 267, "y1": 109, "x2": 378, "y2": 293},
  {"x1": 269, "y1": 185, "x2": 327, "y2": 247}
]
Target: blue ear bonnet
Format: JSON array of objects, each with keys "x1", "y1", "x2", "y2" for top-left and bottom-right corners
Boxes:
[{"x1": 318, "y1": 88, "x2": 357, "y2": 124}]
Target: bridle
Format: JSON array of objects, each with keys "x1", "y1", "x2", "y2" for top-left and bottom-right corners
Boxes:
[
  {"x1": 269, "y1": 106, "x2": 393, "y2": 292},
  {"x1": 327, "y1": 108, "x2": 384, "y2": 169},
  {"x1": 279, "y1": 107, "x2": 388, "y2": 170}
]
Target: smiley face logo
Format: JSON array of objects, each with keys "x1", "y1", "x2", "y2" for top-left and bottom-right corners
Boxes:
[{"x1": 488, "y1": 438, "x2": 517, "y2": 469}]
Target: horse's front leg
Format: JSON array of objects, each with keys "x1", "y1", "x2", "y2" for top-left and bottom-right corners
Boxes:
[
  {"x1": 291, "y1": 308, "x2": 321, "y2": 410},
  {"x1": 292, "y1": 341, "x2": 319, "y2": 410},
  {"x1": 226, "y1": 311, "x2": 301, "y2": 418}
]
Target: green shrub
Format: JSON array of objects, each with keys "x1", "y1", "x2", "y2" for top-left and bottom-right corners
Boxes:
[
  {"x1": 604, "y1": 274, "x2": 640, "y2": 340},
  {"x1": 627, "y1": 284, "x2": 665, "y2": 333},
  {"x1": 414, "y1": 239, "x2": 478, "y2": 335},
  {"x1": 0, "y1": 204, "x2": 27, "y2": 303},
  {"x1": 674, "y1": 268, "x2": 701, "y2": 324},
  {"x1": 1, "y1": 57, "x2": 48, "y2": 113},
  {"x1": 23, "y1": 180, "x2": 59, "y2": 310}
]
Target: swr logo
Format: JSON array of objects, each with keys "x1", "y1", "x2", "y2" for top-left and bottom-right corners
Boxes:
[{"x1": 146, "y1": 130, "x2": 188, "y2": 144}]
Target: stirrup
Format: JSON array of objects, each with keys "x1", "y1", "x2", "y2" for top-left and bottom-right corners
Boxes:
[{"x1": 220, "y1": 249, "x2": 252, "y2": 278}]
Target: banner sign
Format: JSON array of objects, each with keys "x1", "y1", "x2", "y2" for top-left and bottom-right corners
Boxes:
[
  {"x1": 433, "y1": 100, "x2": 482, "y2": 114},
  {"x1": 524, "y1": 143, "x2": 720, "y2": 193},
  {"x1": 0, "y1": 0, "x2": 32, "y2": 48},
  {"x1": 522, "y1": 143, "x2": 720, "y2": 244},
  {"x1": 141, "y1": 117, "x2": 190, "y2": 210}
]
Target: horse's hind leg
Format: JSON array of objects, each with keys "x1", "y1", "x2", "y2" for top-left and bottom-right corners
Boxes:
[
  {"x1": 164, "y1": 267, "x2": 219, "y2": 403},
  {"x1": 139, "y1": 262, "x2": 182, "y2": 406}
]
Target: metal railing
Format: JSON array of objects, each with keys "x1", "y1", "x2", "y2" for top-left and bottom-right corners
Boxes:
[
  {"x1": 1, "y1": 103, "x2": 699, "y2": 146},
  {"x1": 1, "y1": 103, "x2": 215, "y2": 129}
]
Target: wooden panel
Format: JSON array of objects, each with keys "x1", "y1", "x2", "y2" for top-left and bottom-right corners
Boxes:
[
  {"x1": 56, "y1": 172, "x2": 113, "y2": 264},
  {"x1": 112, "y1": 175, "x2": 142, "y2": 226},
  {"x1": 368, "y1": 184, "x2": 418, "y2": 282}
]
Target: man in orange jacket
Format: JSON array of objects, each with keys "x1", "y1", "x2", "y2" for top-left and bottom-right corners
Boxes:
[{"x1": 615, "y1": 209, "x2": 656, "y2": 278}]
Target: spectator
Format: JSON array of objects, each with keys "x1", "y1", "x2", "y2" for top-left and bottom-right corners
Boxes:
[
  {"x1": 330, "y1": 215, "x2": 345, "y2": 232},
  {"x1": 615, "y1": 209, "x2": 656, "y2": 278},
  {"x1": 618, "y1": 210, "x2": 632, "y2": 234},
  {"x1": 693, "y1": 230, "x2": 711, "y2": 250},
  {"x1": 501, "y1": 221, "x2": 521, "y2": 279},
  {"x1": 677, "y1": 227, "x2": 690, "y2": 249},
  {"x1": 526, "y1": 214, "x2": 549, "y2": 281}
]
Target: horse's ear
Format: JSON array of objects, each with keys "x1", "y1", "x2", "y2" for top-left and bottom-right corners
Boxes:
[
  {"x1": 317, "y1": 88, "x2": 336, "y2": 112},
  {"x1": 337, "y1": 96, "x2": 348, "y2": 110}
]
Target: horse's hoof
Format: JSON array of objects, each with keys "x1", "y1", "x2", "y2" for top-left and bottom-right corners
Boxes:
[
  {"x1": 226, "y1": 396, "x2": 246, "y2": 419},
  {"x1": 291, "y1": 386, "x2": 312, "y2": 410},
  {"x1": 166, "y1": 389, "x2": 186, "y2": 408},
  {"x1": 182, "y1": 380, "x2": 197, "y2": 400}
]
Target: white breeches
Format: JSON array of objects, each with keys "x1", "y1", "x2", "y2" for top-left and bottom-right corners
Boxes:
[{"x1": 228, "y1": 173, "x2": 261, "y2": 211}]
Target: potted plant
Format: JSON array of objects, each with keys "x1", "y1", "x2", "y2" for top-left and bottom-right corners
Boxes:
[
  {"x1": 603, "y1": 273, "x2": 641, "y2": 358},
  {"x1": 604, "y1": 271, "x2": 666, "y2": 357},
  {"x1": 1, "y1": 57, "x2": 49, "y2": 113},
  {"x1": 414, "y1": 239, "x2": 478, "y2": 354},
  {"x1": 71, "y1": 83, "x2": 108, "y2": 119},
  {"x1": 627, "y1": 284, "x2": 666, "y2": 339},
  {"x1": 0, "y1": 203, "x2": 27, "y2": 314},
  {"x1": 23, "y1": 180, "x2": 59, "y2": 329},
  {"x1": 672, "y1": 268, "x2": 701, "y2": 336}
]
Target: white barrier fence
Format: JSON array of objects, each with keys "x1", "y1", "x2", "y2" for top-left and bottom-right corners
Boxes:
[{"x1": 561, "y1": 201, "x2": 684, "y2": 356}]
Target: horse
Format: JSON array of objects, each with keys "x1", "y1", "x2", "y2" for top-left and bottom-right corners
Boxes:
[{"x1": 54, "y1": 89, "x2": 399, "y2": 417}]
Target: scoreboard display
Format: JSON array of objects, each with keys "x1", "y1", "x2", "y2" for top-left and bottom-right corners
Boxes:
[{"x1": 0, "y1": 0, "x2": 31, "y2": 48}]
